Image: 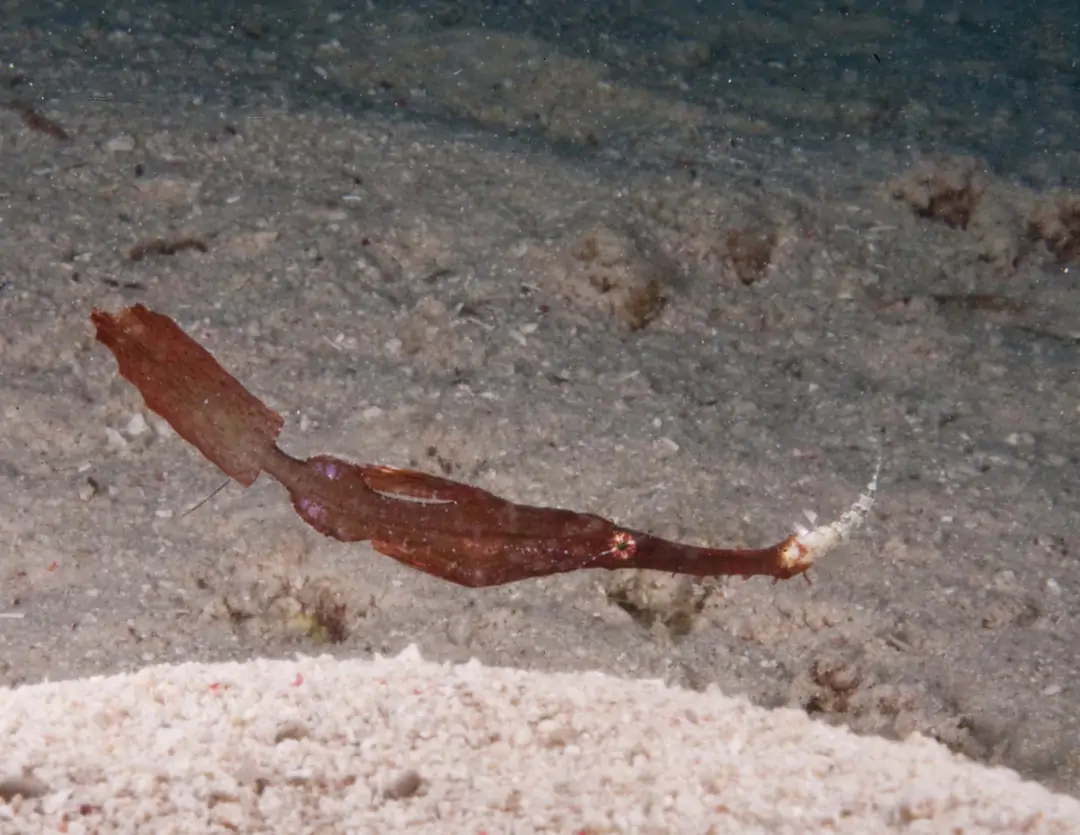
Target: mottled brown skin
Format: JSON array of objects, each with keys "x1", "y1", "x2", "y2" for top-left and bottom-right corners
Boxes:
[
  {"x1": 92, "y1": 305, "x2": 805, "y2": 588},
  {"x1": 263, "y1": 450, "x2": 801, "y2": 587}
]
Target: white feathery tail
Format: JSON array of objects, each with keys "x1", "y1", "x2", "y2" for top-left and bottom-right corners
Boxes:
[{"x1": 777, "y1": 448, "x2": 881, "y2": 576}]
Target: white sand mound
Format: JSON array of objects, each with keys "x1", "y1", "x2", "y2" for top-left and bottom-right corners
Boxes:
[{"x1": 2, "y1": 647, "x2": 1077, "y2": 834}]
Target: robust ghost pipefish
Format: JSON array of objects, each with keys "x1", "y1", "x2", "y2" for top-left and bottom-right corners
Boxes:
[{"x1": 92, "y1": 305, "x2": 877, "y2": 588}]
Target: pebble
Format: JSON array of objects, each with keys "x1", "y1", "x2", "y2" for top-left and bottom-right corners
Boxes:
[
  {"x1": 105, "y1": 134, "x2": 136, "y2": 153},
  {"x1": 0, "y1": 775, "x2": 49, "y2": 802},
  {"x1": 655, "y1": 436, "x2": 680, "y2": 453},
  {"x1": 511, "y1": 726, "x2": 534, "y2": 747},
  {"x1": 382, "y1": 769, "x2": 422, "y2": 799},
  {"x1": 125, "y1": 412, "x2": 148, "y2": 437},
  {"x1": 105, "y1": 426, "x2": 128, "y2": 451}
]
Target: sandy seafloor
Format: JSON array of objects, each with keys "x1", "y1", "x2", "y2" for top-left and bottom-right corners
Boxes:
[{"x1": 1, "y1": 0, "x2": 1079, "y2": 831}]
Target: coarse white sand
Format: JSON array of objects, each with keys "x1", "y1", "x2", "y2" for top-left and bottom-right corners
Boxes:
[{"x1": 2, "y1": 647, "x2": 1078, "y2": 835}]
